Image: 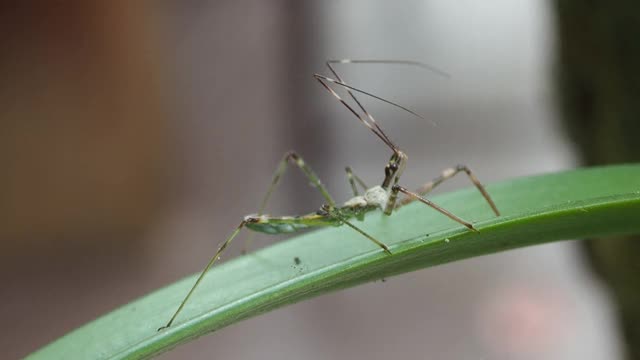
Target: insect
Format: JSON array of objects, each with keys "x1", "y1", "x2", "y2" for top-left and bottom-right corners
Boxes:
[{"x1": 158, "y1": 60, "x2": 500, "y2": 331}]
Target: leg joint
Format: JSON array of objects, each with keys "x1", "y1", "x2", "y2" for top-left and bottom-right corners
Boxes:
[{"x1": 284, "y1": 150, "x2": 299, "y2": 160}]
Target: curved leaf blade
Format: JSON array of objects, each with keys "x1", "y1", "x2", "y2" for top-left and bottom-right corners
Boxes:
[{"x1": 27, "y1": 164, "x2": 640, "y2": 359}]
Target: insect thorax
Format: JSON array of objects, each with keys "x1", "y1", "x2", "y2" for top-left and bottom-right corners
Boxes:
[{"x1": 343, "y1": 185, "x2": 389, "y2": 210}]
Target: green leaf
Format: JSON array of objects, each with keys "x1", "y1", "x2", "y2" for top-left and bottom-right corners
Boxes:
[{"x1": 27, "y1": 164, "x2": 640, "y2": 360}]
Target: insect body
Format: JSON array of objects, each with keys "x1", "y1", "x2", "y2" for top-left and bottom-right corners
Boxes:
[
  {"x1": 159, "y1": 60, "x2": 500, "y2": 331},
  {"x1": 244, "y1": 184, "x2": 394, "y2": 252}
]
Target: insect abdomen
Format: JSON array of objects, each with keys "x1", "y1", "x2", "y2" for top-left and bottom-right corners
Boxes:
[
  {"x1": 247, "y1": 221, "x2": 309, "y2": 234},
  {"x1": 245, "y1": 214, "x2": 338, "y2": 235}
]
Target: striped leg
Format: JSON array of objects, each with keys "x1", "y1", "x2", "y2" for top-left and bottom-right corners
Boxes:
[
  {"x1": 243, "y1": 151, "x2": 335, "y2": 253},
  {"x1": 397, "y1": 165, "x2": 500, "y2": 216},
  {"x1": 259, "y1": 151, "x2": 335, "y2": 211},
  {"x1": 320, "y1": 59, "x2": 446, "y2": 129},
  {"x1": 345, "y1": 166, "x2": 368, "y2": 196}
]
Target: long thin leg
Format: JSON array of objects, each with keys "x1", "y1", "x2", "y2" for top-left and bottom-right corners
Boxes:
[
  {"x1": 314, "y1": 74, "x2": 431, "y2": 126},
  {"x1": 326, "y1": 206, "x2": 391, "y2": 254},
  {"x1": 243, "y1": 151, "x2": 335, "y2": 254},
  {"x1": 313, "y1": 61, "x2": 440, "y2": 152},
  {"x1": 314, "y1": 75, "x2": 398, "y2": 152},
  {"x1": 159, "y1": 219, "x2": 250, "y2": 330},
  {"x1": 316, "y1": 60, "x2": 442, "y2": 198},
  {"x1": 324, "y1": 59, "x2": 447, "y2": 128},
  {"x1": 326, "y1": 59, "x2": 450, "y2": 79},
  {"x1": 345, "y1": 166, "x2": 368, "y2": 196},
  {"x1": 398, "y1": 165, "x2": 500, "y2": 216},
  {"x1": 391, "y1": 185, "x2": 478, "y2": 232},
  {"x1": 260, "y1": 151, "x2": 335, "y2": 212}
]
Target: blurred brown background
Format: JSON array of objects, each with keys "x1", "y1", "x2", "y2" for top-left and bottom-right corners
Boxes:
[{"x1": 1, "y1": 1, "x2": 637, "y2": 359}]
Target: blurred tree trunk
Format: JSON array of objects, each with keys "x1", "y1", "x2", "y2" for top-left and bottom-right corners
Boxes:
[
  {"x1": 0, "y1": 2, "x2": 168, "y2": 249},
  {"x1": 554, "y1": 1, "x2": 640, "y2": 359},
  {"x1": 0, "y1": 3, "x2": 169, "y2": 358}
]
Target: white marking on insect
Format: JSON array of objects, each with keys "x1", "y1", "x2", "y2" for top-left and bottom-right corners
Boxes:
[
  {"x1": 363, "y1": 186, "x2": 389, "y2": 209},
  {"x1": 343, "y1": 186, "x2": 389, "y2": 209},
  {"x1": 442, "y1": 168, "x2": 456, "y2": 178},
  {"x1": 344, "y1": 196, "x2": 367, "y2": 207}
]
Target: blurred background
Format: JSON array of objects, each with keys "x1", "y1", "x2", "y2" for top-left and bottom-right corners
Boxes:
[{"x1": 2, "y1": 1, "x2": 639, "y2": 359}]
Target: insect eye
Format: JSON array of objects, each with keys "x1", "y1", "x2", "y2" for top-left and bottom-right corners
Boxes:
[{"x1": 389, "y1": 163, "x2": 398, "y2": 171}]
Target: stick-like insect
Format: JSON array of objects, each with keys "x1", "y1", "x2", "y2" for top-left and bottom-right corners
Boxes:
[{"x1": 158, "y1": 60, "x2": 500, "y2": 331}]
